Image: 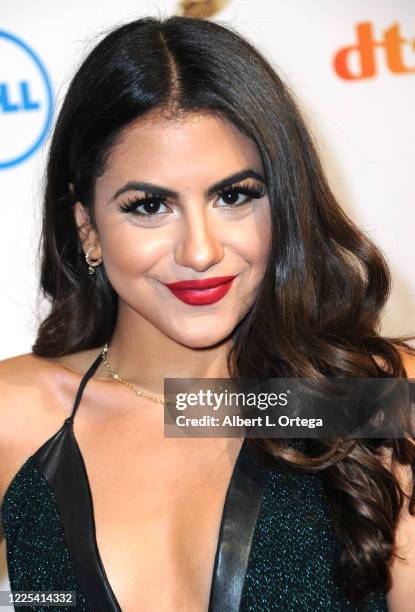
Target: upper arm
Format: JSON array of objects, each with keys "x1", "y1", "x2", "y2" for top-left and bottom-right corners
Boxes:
[
  {"x1": 0, "y1": 360, "x2": 24, "y2": 543},
  {"x1": 0, "y1": 353, "x2": 76, "y2": 514},
  {"x1": 0, "y1": 357, "x2": 31, "y2": 503},
  {"x1": 0, "y1": 355, "x2": 53, "y2": 514},
  {"x1": 386, "y1": 350, "x2": 415, "y2": 610}
]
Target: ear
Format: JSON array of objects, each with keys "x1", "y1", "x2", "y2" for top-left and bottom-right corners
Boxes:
[{"x1": 71, "y1": 189, "x2": 102, "y2": 260}]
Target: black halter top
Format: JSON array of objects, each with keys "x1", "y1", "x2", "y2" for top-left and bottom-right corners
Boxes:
[{"x1": 1, "y1": 350, "x2": 389, "y2": 611}]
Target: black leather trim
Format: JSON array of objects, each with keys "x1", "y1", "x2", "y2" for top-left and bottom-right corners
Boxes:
[
  {"x1": 69, "y1": 350, "x2": 104, "y2": 422},
  {"x1": 208, "y1": 439, "x2": 269, "y2": 612},
  {"x1": 31, "y1": 351, "x2": 121, "y2": 611},
  {"x1": 29, "y1": 349, "x2": 269, "y2": 611}
]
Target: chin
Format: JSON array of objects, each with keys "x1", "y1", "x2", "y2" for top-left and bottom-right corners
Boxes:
[
  {"x1": 175, "y1": 335, "x2": 229, "y2": 350},
  {"x1": 171, "y1": 326, "x2": 235, "y2": 350}
]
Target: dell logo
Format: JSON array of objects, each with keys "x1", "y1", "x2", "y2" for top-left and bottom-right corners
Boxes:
[{"x1": 0, "y1": 30, "x2": 53, "y2": 169}]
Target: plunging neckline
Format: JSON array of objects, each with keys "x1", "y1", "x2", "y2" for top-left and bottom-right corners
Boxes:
[
  {"x1": 70, "y1": 421, "x2": 249, "y2": 611},
  {"x1": 22, "y1": 347, "x2": 269, "y2": 610}
]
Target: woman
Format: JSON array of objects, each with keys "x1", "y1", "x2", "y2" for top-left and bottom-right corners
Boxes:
[{"x1": 0, "y1": 15, "x2": 414, "y2": 612}]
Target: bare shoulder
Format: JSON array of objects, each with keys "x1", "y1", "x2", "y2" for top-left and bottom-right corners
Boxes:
[
  {"x1": 372, "y1": 344, "x2": 415, "y2": 377},
  {"x1": 384, "y1": 346, "x2": 415, "y2": 608},
  {"x1": 399, "y1": 347, "x2": 415, "y2": 377},
  {"x1": 0, "y1": 348, "x2": 101, "y2": 518},
  {"x1": 0, "y1": 354, "x2": 60, "y2": 509},
  {"x1": 0, "y1": 347, "x2": 104, "y2": 429},
  {"x1": 0, "y1": 351, "x2": 66, "y2": 428},
  {"x1": 0, "y1": 352, "x2": 53, "y2": 433}
]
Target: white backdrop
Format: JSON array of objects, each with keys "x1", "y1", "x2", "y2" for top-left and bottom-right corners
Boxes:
[
  {"x1": 1, "y1": 0, "x2": 414, "y2": 599},
  {"x1": 1, "y1": 0, "x2": 414, "y2": 361}
]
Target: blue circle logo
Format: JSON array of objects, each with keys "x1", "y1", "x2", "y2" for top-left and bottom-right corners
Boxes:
[{"x1": 0, "y1": 30, "x2": 53, "y2": 169}]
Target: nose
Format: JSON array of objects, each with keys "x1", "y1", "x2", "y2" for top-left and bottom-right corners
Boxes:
[{"x1": 174, "y1": 207, "x2": 224, "y2": 272}]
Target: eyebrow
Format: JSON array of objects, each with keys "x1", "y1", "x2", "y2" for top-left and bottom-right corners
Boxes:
[{"x1": 108, "y1": 169, "x2": 266, "y2": 203}]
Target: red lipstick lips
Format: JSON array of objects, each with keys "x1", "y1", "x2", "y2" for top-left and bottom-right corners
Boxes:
[{"x1": 164, "y1": 275, "x2": 237, "y2": 305}]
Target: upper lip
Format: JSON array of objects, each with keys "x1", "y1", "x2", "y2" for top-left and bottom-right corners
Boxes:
[{"x1": 164, "y1": 275, "x2": 237, "y2": 290}]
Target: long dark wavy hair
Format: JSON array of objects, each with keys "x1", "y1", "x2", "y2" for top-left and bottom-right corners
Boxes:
[{"x1": 32, "y1": 15, "x2": 415, "y2": 605}]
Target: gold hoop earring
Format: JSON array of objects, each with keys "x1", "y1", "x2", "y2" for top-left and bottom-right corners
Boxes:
[{"x1": 85, "y1": 245, "x2": 103, "y2": 275}]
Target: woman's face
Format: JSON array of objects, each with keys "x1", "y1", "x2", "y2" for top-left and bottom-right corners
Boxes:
[{"x1": 74, "y1": 110, "x2": 272, "y2": 348}]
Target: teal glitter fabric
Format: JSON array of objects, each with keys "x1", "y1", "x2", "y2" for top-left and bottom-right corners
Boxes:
[
  {"x1": 241, "y1": 462, "x2": 388, "y2": 611},
  {"x1": 1, "y1": 457, "x2": 89, "y2": 612},
  {"x1": 1, "y1": 443, "x2": 388, "y2": 611}
]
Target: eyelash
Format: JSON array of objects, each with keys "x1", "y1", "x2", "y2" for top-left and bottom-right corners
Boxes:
[{"x1": 117, "y1": 182, "x2": 266, "y2": 220}]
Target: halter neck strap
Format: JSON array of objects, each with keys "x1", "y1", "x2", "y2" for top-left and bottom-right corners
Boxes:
[{"x1": 67, "y1": 350, "x2": 104, "y2": 423}]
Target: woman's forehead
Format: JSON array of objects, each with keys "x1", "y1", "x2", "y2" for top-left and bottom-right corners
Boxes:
[{"x1": 96, "y1": 111, "x2": 263, "y2": 191}]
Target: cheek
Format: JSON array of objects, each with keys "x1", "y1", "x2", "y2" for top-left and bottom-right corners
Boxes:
[
  {"x1": 230, "y1": 205, "x2": 272, "y2": 266},
  {"x1": 98, "y1": 220, "x2": 168, "y2": 279}
]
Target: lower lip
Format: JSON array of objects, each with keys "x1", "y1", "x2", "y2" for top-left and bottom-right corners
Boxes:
[{"x1": 165, "y1": 279, "x2": 235, "y2": 305}]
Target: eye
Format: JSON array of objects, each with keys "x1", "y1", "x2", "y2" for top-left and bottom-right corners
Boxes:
[
  {"x1": 215, "y1": 183, "x2": 266, "y2": 208},
  {"x1": 117, "y1": 181, "x2": 267, "y2": 220},
  {"x1": 118, "y1": 194, "x2": 170, "y2": 218}
]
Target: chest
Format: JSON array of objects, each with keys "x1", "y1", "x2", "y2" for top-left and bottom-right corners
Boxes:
[
  {"x1": 2, "y1": 425, "x2": 389, "y2": 612},
  {"x1": 73, "y1": 428, "x2": 243, "y2": 611}
]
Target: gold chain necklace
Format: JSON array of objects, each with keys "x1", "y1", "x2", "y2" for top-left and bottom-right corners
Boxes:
[{"x1": 101, "y1": 343, "x2": 165, "y2": 405}]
